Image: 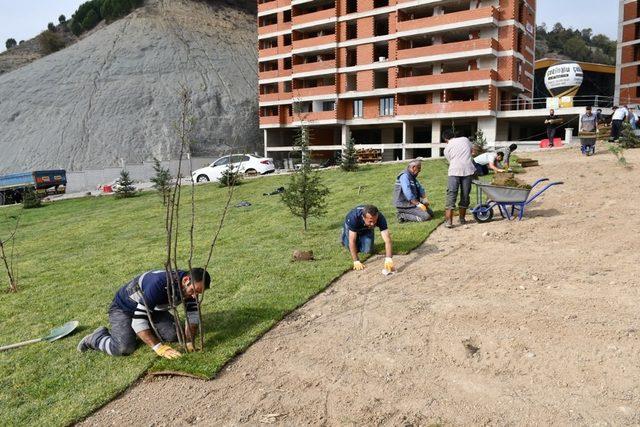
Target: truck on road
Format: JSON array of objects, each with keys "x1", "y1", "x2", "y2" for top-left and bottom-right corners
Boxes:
[{"x1": 0, "y1": 170, "x2": 67, "y2": 205}]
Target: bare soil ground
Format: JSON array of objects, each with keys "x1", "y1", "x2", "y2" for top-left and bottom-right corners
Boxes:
[{"x1": 83, "y1": 146, "x2": 640, "y2": 426}]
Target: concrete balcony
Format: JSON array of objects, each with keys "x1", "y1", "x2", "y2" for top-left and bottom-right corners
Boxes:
[
  {"x1": 258, "y1": 0, "x2": 291, "y2": 14},
  {"x1": 260, "y1": 68, "x2": 293, "y2": 80},
  {"x1": 260, "y1": 115, "x2": 283, "y2": 125},
  {"x1": 293, "y1": 84, "x2": 336, "y2": 97},
  {"x1": 396, "y1": 38, "x2": 497, "y2": 61},
  {"x1": 296, "y1": 110, "x2": 336, "y2": 122},
  {"x1": 292, "y1": 8, "x2": 336, "y2": 26},
  {"x1": 396, "y1": 99, "x2": 491, "y2": 116},
  {"x1": 293, "y1": 59, "x2": 336, "y2": 74},
  {"x1": 259, "y1": 44, "x2": 293, "y2": 59},
  {"x1": 258, "y1": 21, "x2": 292, "y2": 36},
  {"x1": 396, "y1": 69, "x2": 496, "y2": 88},
  {"x1": 293, "y1": 33, "x2": 336, "y2": 50},
  {"x1": 397, "y1": 6, "x2": 498, "y2": 33},
  {"x1": 260, "y1": 92, "x2": 293, "y2": 102}
]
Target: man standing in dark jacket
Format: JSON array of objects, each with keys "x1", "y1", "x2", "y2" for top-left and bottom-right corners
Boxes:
[{"x1": 392, "y1": 160, "x2": 434, "y2": 222}]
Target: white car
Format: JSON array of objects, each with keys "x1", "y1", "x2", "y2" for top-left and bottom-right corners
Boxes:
[{"x1": 192, "y1": 154, "x2": 275, "y2": 183}]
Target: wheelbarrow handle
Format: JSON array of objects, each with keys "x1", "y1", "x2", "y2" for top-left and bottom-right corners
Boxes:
[{"x1": 0, "y1": 338, "x2": 43, "y2": 352}]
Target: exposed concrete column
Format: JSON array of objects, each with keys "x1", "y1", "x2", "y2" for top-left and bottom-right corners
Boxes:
[
  {"x1": 564, "y1": 127, "x2": 573, "y2": 145},
  {"x1": 341, "y1": 124, "x2": 350, "y2": 150},
  {"x1": 402, "y1": 121, "x2": 414, "y2": 160},
  {"x1": 478, "y1": 116, "x2": 498, "y2": 149},
  {"x1": 263, "y1": 129, "x2": 269, "y2": 157},
  {"x1": 431, "y1": 120, "x2": 442, "y2": 158}
]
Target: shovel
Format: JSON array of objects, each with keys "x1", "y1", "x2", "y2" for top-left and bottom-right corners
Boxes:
[{"x1": 0, "y1": 320, "x2": 79, "y2": 352}]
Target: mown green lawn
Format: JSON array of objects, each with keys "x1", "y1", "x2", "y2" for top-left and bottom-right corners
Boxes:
[{"x1": 0, "y1": 160, "x2": 447, "y2": 425}]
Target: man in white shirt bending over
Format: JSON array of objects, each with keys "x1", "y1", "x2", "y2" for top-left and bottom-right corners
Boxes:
[
  {"x1": 473, "y1": 151, "x2": 505, "y2": 176},
  {"x1": 610, "y1": 105, "x2": 629, "y2": 141}
]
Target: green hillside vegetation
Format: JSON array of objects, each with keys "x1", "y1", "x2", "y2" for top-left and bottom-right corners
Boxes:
[
  {"x1": 536, "y1": 22, "x2": 616, "y2": 65},
  {"x1": 0, "y1": 161, "x2": 447, "y2": 426},
  {"x1": 69, "y1": 0, "x2": 144, "y2": 36}
]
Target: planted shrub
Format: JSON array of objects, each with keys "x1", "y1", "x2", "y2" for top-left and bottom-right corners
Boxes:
[
  {"x1": 22, "y1": 188, "x2": 42, "y2": 209},
  {"x1": 114, "y1": 170, "x2": 137, "y2": 198},
  {"x1": 218, "y1": 164, "x2": 242, "y2": 187}
]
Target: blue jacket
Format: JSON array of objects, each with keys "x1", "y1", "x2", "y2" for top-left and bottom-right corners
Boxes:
[
  {"x1": 393, "y1": 170, "x2": 425, "y2": 208},
  {"x1": 114, "y1": 270, "x2": 199, "y2": 333}
]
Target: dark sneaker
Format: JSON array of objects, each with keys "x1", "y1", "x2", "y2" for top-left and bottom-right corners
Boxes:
[
  {"x1": 459, "y1": 217, "x2": 467, "y2": 225},
  {"x1": 77, "y1": 326, "x2": 107, "y2": 353}
]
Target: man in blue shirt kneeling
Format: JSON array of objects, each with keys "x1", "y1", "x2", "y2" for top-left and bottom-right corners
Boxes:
[
  {"x1": 341, "y1": 205, "x2": 394, "y2": 272},
  {"x1": 393, "y1": 160, "x2": 434, "y2": 222}
]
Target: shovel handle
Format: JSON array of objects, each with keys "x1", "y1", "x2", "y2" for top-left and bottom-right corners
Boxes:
[{"x1": 0, "y1": 338, "x2": 43, "y2": 352}]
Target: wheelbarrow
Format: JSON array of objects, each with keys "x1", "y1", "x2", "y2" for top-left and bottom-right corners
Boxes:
[{"x1": 471, "y1": 178, "x2": 563, "y2": 222}]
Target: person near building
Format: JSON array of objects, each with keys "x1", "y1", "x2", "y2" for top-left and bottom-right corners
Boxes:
[
  {"x1": 610, "y1": 105, "x2": 629, "y2": 141},
  {"x1": 473, "y1": 151, "x2": 505, "y2": 176},
  {"x1": 544, "y1": 109, "x2": 563, "y2": 147},
  {"x1": 497, "y1": 143, "x2": 518, "y2": 169},
  {"x1": 392, "y1": 160, "x2": 434, "y2": 223},
  {"x1": 443, "y1": 129, "x2": 476, "y2": 228},
  {"x1": 579, "y1": 106, "x2": 598, "y2": 156},
  {"x1": 341, "y1": 205, "x2": 394, "y2": 272},
  {"x1": 77, "y1": 268, "x2": 211, "y2": 358}
]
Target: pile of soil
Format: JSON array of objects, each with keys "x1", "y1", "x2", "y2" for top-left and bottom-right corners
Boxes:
[{"x1": 491, "y1": 172, "x2": 532, "y2": 189}]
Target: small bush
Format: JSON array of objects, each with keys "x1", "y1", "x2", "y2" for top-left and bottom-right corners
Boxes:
[
  {"x1": 619, "y1": 123, "x2": 640, "y2": 149},
  {"x1": 114, "y1": 170, "x2": 137, "y2": 198},
  {"x1": 218, "y1": 165, "x2": 242, "y2": 187},
  {"x1": 473, "y1": 129, "x2": 488, "y2": 153},
  {"x1": 5, "y1": 38, "x2": 17, "y2": 50},
  {"x1": 38, "y1": 30, "x2": 65, "y2": 54},
  {"x1": 22, "y1": 188, "x2": 42, "y2": 209},
  {"x1": 47, "y1": 22, "x2": 56, "y2": 32},
  {"x1": 341, "y1": 137, "x2": 358, "y2": 172},
  {"x1": 59, "y1": 15, "x2": 67, "y2": 24},
  {"x1": 150, "y1": 158, "x2": 172, "y2": 205},
  {"x1": 81, "y1": 9, "x2": 100, "y2": 31}
]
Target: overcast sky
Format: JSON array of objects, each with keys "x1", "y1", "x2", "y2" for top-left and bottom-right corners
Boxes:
[{"x1": 0, "y1": 0, "x2": 620, "y2": 54}]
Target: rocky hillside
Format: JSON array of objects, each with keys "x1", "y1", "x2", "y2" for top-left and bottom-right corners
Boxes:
[{"x1": 0, "y1": 0, "x2": 259, "y2": 173}]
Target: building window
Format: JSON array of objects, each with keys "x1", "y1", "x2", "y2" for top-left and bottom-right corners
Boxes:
[
  {"x1": 636, "y1": 86, "x2": 640, "y2": 99},
  {"x1": 347, "y1": 0, "x2": 357, "y2": 14},
  {"x1": 322, "y1": 101, "x2": 336, "y2": 111},
  {"x1": 379, "y1": 97, "x2": 394, "y2": 116},
  {"x1": 283, "y1": 81, "x2": 292, "y2": 93},
  {"x1": 353, "y1": 99, "x2": 363, "y2": 117},
  {"x1": 283, "y1": 10, "x2": 291, "y2": 23}
]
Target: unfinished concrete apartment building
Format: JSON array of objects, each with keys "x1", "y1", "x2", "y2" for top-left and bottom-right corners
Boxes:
[
  {"x1": 616, "y1": 0, "x2": 640, "y2": 105},
  {"x1": 258, "y1": 0, "x2": 536, "y2": 163}
]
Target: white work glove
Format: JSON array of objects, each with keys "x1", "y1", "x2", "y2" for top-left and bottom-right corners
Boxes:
[
  {"x1": 384, "y1": 257, "x2": 395, "y2": 272},
  {"x1": 353, "y1": 260, "x2": 365, "y2": 271}
]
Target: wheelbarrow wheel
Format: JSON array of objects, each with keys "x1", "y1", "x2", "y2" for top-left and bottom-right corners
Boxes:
[{"x1": 473, "y1": 204, "x2": 494, "y2": 223}]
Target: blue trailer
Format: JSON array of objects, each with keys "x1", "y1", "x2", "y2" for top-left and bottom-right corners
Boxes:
[{"x1": 0, "y1": 170, "x2": 67, "y2": 205}]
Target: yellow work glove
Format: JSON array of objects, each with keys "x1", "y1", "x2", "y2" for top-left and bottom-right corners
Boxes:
[
  {"x1": 353, "y1": 260, "x2": 365, "y2": 270},
  {"x1": 384, "y1": 257, "x2": 394, "y2": 272},
  {"x1": 153, "y1": 343, "x2": 182, "y2": 359},
  {"x1": 186, "y1": 342, "x2": 195, "y2": 353},
  {"x1": 417, "y1": 203, "x2": 428, "y2": 212}
]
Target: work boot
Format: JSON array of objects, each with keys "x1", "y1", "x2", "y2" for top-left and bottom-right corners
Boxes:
[
  {"x1": 459, "y1": 208, "x2": 467, "y2": 225},
  {"x1": 444, "y1": 209, "x2": 454, "y2": 228},
  {"x1": 77, "y1": 326, "x2": 108, "y2": 353}
]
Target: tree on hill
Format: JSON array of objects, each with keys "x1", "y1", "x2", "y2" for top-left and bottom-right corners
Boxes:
[
  {"x1": 341, "y1": 136, "x2": 358, "y2": 172},
  {"x1": 38, "y1": 31, "x2": 65, "y2": 54},
  {"x1": 59, "y1": 15, "x2": 67, "y2": 24},
  {"x1": 536, "y1": 22, "x2": 616, "y2": 65},
  {"x1": 47, "y1": 22, "x2": 56, "y2": 32},
  {"x1": 5, "y1": 38, "x2": 17, "y2": 50}
]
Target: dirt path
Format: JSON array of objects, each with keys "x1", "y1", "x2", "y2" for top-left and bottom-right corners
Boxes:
[{"x1": 83, "y1": 146, "x2": 640, "y2": 426}]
